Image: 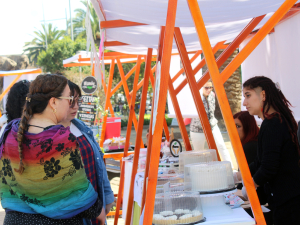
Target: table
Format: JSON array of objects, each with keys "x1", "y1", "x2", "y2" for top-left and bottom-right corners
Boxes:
[{"x1": 123, "y1": 162, "x2": 256, "y2": 225}]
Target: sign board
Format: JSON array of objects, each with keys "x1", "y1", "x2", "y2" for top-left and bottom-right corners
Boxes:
[
  {"x1": 77, "y1": 95, "x2": 97, "y2": 126},
  {"x1": 152, "y1": 61, "x2": 161, "y2": 135},
  {"x1": 81, "y1": 76, "x2": 98, "y2": 94}
]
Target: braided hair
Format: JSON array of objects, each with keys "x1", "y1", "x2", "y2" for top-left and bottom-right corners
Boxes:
[
  {"x1": 243, "y1": 76, "x2": 299, "y2": 157},
  {"x1": 15, "y1": 74, "x2": 67, "y2": 174},
  {"x1": 6, "y1": 80, "x2": 30, "y2": 122}
]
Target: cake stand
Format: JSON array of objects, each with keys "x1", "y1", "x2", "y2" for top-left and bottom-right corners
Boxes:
[{"x1": 199, "y1": 188, "x2": 237, "y2": 217}]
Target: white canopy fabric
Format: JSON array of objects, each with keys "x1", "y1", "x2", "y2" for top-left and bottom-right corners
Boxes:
[
  {"x1": 63, "y1": 51, "x2": 142, "y2": 65},
  {"x1": 90, "y1": 0, "x2": 299, "y2": 54},
  {"x1": 100, "y1": 0, "x2": 296, "y2": 27},
  {"x1": 240, "y1": 12, "x2": 300, "y2": 122}
]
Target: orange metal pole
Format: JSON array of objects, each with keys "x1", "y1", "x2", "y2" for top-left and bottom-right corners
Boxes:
[
  {"x1": 171, "y1": 50, "x2": 202, "y2": 83},
  {"x1": 149, "y1": 70, "x2": 170, "y2": 142},
  {"x1": 140, "y1": 26, "x2": 165, "y2": 212},
  {"x1": 114, "y1": 159, "x2": 125, "y2": 225},
  {"x1": 196, "y1": 15, "x2": 266, "y2": 90},
  {"x1": 110, "y1": 64, "x2": 138, "y2": 97},
  {"x1": 125, "y1": 49, "x2": 153, "y2": 225},
  {"x1": 117, "y1": 58, "x2": 144, "y2": 148},
  {"x1": 0, "y1": 74, "x2": 22, "y2": 102},
  {"x1": 100, "y1": 60, "x2": 115, "y2": 147},
  {"x1": 0, "y1": 69, "x2": 41, "y2": 77},
  {"x1": 123, "y1": 56, "x2": 142, "y2": 155},
  {"x1": 143, "y1": 0, "x2": 178, "y2": 224},
  {"x1": 174, "y1": 42, "x2": 223, "y2": 96},
  {"x1": 174, "y1": 28, "x2": 220, "y2": 159},
  {"x1": 168, "y1": 75, "x2": 192, "y2": 151},
  {"x1": 220, "y1": 0, "x2": 297, "y2": 84},
  {"x1": 101, "y1": 69, "x2": 115, "y2": 117},
  {"x1": 187, "y1": 0, "x2": 266, "y2": 223}
]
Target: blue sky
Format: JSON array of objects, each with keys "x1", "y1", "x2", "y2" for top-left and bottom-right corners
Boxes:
[{"x1": 0, "y1": 0, "x2": 85, "y2": 56}]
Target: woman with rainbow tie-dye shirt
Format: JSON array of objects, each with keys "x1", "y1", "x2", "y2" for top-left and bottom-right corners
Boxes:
[{"x1": 0, "y1": 74, "x2": 105, "y2": 225}]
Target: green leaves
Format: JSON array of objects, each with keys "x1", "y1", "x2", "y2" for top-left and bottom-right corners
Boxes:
[
  {"x1": 37, "y1": 37, "x2": 86, "y2": 73},
  {"x1": 23, "y1": 23, "x2": 65, "y2": 64}
]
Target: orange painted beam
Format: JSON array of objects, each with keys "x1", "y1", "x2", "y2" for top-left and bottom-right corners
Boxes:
[
  {"x1": 116, "y1": 58, "x2": 144, "y2": 147},
  {"x1": 143, "y1": 0, "x2": 178, "y2": 223},
  {"x1": 110, "y1": 63, "x2": 138, "y2": 97},
  {"x1": 174, "y1": 42, "x2": 223, "y2": 96},
  {"x1": 63, "y1": 63, "x2": 92, "y2": 68},
  {"x1": 187, "y1": 0, "x2": 268, "y2": 224},
  {"x1": 125, "y1": 49, "x2": 153, "y2": 225},
  {"x1": 174, "y1": 28, "x2": 220, "y2": 159},
  {"x1": 101, "y1": 19, "x2": 147, "y2": 29},
  {"x1": 196, "y1": 15, "x2": 266, "y2": 90},
  {"x1": 220, "y1": 0, "x2": 297, "y2": 84},
  {"x1": 168, "y1": 74, "x2": 192, "y2": 151},
  {"x1": 141, "y1": 26, "x2": 165, "y2": 211},
  {"x1": 101, "y1": 73, "x2": 115, "y2": 117},
  {"x1": 171, "y1": 50, "x2": 202, "y2": 83},
  {"x1": 0, "y1": 69, "x2": 41, "y2": 77},
  {"x1": 114, "y1": 160, "x2": 124, "y2": 225},
  {"x1": 100, "y1": 60, "x2": 115, "y2": 147},
  {"x1": 104, "y1": 41, "x2": 129, "y2": 47},
  {"x1": 0, "y1": 74, "x2": 22, "y2": 102},
  {"x1": 123, "y1": 56, "x2": 143, "y2": 156}
]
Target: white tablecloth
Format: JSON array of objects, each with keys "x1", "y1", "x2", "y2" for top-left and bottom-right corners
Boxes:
[{"x1": 124, "y1": 162, "x2": 256, "y2": 225}]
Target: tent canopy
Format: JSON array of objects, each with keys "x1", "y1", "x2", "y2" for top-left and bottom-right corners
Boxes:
[{"x1": 91, "y1": 0, "x2": 300, "y2": 54}]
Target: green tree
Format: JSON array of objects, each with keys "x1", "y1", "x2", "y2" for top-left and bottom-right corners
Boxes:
[
  {"x1": 37, "y1": 37, "x2": 86, "y2": 73},
  {"x1": 70, "y1": 0, "x2": 100, "y2": 41},
  {"x1": 23, "y1": 24, "x2": 65, "y2": 64}
]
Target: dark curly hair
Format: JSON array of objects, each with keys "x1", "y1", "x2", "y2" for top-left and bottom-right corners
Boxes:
[
  {"x1": 6, "y1": 80, "x2": 30, "y2": 123},
  {"x1": 16, "y1": 74, "x2": 68, "y2": 175}
]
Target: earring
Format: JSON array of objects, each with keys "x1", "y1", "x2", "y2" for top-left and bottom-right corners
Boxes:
[{"x1": 53, "y1": 108, "x2": 57, "y2": 113}]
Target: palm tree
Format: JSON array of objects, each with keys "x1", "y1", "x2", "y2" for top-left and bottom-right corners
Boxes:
[
  {"x1": 23, "y1": 23, "x2": 65, "y2": 64},
  {"x1": 70, "y1": 0, "x2": 100, "y2": 41}
]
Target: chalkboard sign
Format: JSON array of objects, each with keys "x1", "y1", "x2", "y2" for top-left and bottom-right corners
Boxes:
[{"x1": 77, "y1": 95, "x2": 97, "y2": 126}]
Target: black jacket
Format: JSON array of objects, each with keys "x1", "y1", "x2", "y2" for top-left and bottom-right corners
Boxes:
[{"x1": 249, "y1": 116, "x2": 300, "y2": 207}]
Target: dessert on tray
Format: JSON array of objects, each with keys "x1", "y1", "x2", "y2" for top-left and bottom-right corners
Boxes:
[
  {"x1": 179, "y1": 150, "x2": 218, "y2": 173},
  {"x1": 184, "y1": 161, "x2": 234, "y2": 193},
  {"x1": 153, "y1": 192, "x2": 204, "y2": 225}
]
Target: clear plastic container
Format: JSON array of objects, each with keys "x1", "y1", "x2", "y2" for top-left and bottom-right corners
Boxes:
[
  {"x1": 184, "y1": 161, "x2": 234, "y2": 193},
  {"x1": 153, "y1": 192, "x2": 204, "y2": 225},
  {"x1": 179, "y1": 150, "x2": 218, "y2": 173}
]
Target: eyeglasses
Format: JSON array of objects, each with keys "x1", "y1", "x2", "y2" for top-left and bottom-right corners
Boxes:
[
  {"x1": 70, "y1": 96, "x2": 83, "y2": 108},
  {"x1": 204, "y1": 86, "x2": 213, "y2": 90},
  {"x1": 58, "y1": 96, "x2": 74, "y2": 106}
]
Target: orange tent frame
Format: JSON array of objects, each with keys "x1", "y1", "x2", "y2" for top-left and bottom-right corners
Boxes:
[
  {"x1": 0, "y1": 69, "x2": 42, "y2": 103},
  {"x1": 95, "y1": 0, "x2": 299, "y2": 225}
]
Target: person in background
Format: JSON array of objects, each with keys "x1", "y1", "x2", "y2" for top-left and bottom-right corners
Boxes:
[
  {"x1": 243, "y1": 76, "x2": 300, "y2": 225},
  {"x1": 189, "y1": 80, "x2": 233, "y2": 166},
  {"x1": 0, "y1": 74, "x2": 105, "y2": 225},
  {"x1": 234, "y1": 111, "x2": 259, "y2": 165},
  {"x1": 233, "y1": 111, "x2": 272, "y2": 224},
  {"x1": 0, "y1": 80, "x2": 30, "y2": 137},
  {"x1": 60, "y1": 81, "x2": 114, "y2": 225}
]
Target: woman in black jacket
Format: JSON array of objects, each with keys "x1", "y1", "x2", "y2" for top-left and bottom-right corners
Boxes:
[
  {"x1": 243, "y1": 76, "x2": 300, "y2": 225},
  {"x1": 234, "y1": 111, "x2": 272, "y2": 224}
]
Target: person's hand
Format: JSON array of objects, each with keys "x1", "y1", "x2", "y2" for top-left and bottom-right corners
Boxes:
[
  {"x1": 105, "y1": 202, "x2": 113, "y2": 215},
  {"x1": 96, "y1": 208, "x2": 106, "y2": 225},
  {"x1": 233, "y1": 171, "x2": 242, "y2": 183}
]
